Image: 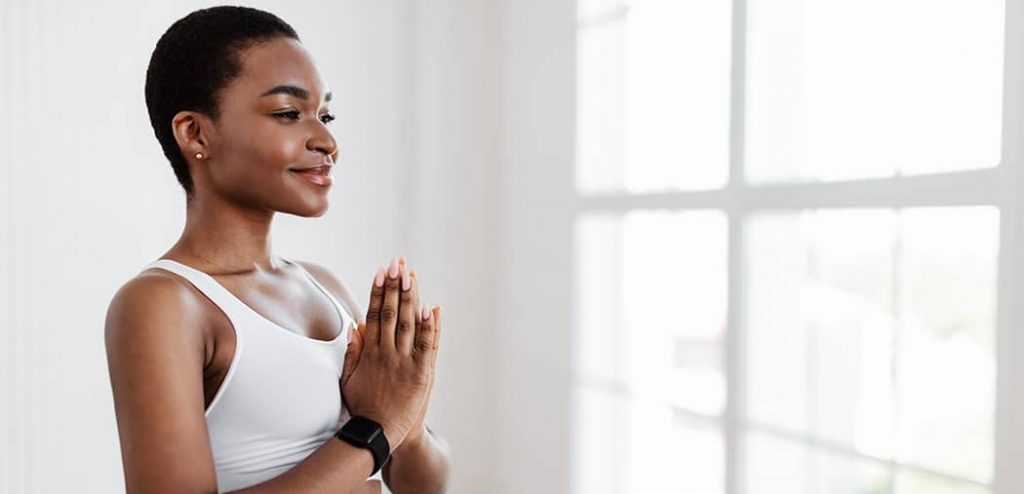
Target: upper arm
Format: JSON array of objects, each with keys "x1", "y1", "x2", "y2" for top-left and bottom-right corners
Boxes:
[
  {"x1": 104, "y1": 273, "x2": 218, "y2": 494},
  {"x1": 295, "y1": 261, "x2": 365, "y2": 323}
]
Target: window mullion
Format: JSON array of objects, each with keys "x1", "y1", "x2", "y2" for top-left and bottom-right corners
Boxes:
[
  {"x1": 995, "y1": 2, "x2": 1024, "y2": 494},
  {"x1": 573, "y1": 168, "x2": 1004, "y2": 214},
  {"x1": 725, "y1": 0, "x2": 748, "y2": 493}
]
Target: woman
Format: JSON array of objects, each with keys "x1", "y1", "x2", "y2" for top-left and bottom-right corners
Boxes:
[{"x1": 104, "y1": 6, "x2": 450, "y2": 493}]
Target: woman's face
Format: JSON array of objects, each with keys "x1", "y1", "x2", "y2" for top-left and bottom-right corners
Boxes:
[{"x1": 196, "y1": 37, "x2": 339, "y2": 217}]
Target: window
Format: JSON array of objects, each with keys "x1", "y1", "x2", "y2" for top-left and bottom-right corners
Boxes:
[{"x1": 572, "y1": 1, "x2": 1006, "y2": 492}]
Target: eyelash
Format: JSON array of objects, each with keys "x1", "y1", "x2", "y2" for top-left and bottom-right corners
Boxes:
[{"x1": 274, "y1": 110, "x2": 336, "y2": 125}]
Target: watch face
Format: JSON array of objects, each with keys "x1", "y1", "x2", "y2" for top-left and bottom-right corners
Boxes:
[{"x1": 346, "y1": 417, "x2": 382, "y2": 443}]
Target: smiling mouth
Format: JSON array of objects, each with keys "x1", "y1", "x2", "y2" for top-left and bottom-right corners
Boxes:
[
  {"x1": 290, "y1": 164, "x2": 332, "y2": 174},
  {"x1": 290, "y1": 166, "x2": 334, "y2": 186}
]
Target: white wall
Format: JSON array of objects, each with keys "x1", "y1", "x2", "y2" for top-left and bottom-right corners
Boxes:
[
  {"x1": 407, "y1": 3, "x2": 582, "y2": 491},
  {"x1": 495, "y1": 1, "x2": 576, "y2": 493},
  {"x1": 0, "y1": 0, "x2": 502, "y2": 492},
  {"x1": 407, "y1": 0, "x2": 501, "y2": 491}
]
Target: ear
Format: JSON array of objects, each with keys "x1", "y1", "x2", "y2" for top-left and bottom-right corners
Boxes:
[{"x1": 171, "y1": 110, "x2": 213, "y2": 162}]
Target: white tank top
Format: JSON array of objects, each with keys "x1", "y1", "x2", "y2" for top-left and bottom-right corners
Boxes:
[{"x1": 140, "y1": 257, "x2": 384, "y2": 492}]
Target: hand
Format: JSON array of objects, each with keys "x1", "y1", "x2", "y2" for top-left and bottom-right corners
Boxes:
[
  {"x1": 340, "y1": 257, "x2": 440, "y2": 448},
  {"x1": 397, "y1": 266, "x2": 442, "y2": 450},
  {"x1": 343, "y1": 260, "x2": 442, "y2": 451}
]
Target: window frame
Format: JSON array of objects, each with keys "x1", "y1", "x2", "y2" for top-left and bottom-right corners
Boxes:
[{"x1": 570, "y1": 1, "x2": 1024, "y2": 492}]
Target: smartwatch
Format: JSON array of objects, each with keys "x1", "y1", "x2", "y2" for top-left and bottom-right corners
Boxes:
[{"x1": 335, "y1": 415, "x2": 391, "y2": 476}]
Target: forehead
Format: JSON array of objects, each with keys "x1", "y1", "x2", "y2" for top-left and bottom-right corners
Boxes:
[{"x1": 228, "y1": 37, "x2": 329, "y2": 99}]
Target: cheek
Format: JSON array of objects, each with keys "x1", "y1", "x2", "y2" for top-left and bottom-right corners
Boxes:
[
  {"x1": 246, "y1": 123, "x2": 307, "y2": 166},
  {"x1": 218, "y1": 122, "x2": 306, "y2": 175}
]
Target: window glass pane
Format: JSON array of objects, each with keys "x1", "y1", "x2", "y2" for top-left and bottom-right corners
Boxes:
[
  {"x1": 577, "y1": 17, "x2": 627, "y2": 193},
  {"x1": 574, "y1": 210, "x2": 728, "y2": 416},
  {"x1": 574, "y1": 214, "x2": 625, "y2": 383},
  {"x1": 894, "y1": 470, "x2": 990, "y2": 494},
  {"x1": 896, "y1": 207, "x2": 998, "y2": 483},
  {"x1": 576, "y1": 0, "x2": 731, "y2": 194},
  {"x1": 623, "y1": 210, "x2": 728, "y2": 415},
  {"x1": 745, "y1": 207, "x2": 998, "y2": 485},
  {"x1": 578, "y1": 0, "x2": 625, "y2": 20},
  {"x1": 744, "y1": 429, "x2": 810, "y2": 494},
  {"x1": 745, "y1": 0, "x2": 1004, "y2": 183},
  {"x1": 744, "y1": 431, "x2": 892, "y2": 494},
  {"x1": 572, "y1": 385, "x2": 724, "y2": 494},
  {"x1": 745, "y1": 209, "x2": 898, "y2": 458},
  {"x1": 572, "y1": 385, "x2": 625, "y2": 494},
  {"x1": 744, "y1": 213, "x2": 812, "y2": 433}
]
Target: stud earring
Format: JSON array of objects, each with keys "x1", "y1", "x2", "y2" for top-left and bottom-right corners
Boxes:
[{"x1": 195, "y1": 152, "x2": 204, "y2": 160}]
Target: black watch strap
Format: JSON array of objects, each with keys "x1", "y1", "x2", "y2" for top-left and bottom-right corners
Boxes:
[{"x1": 335, "y1": 416, "x2": 391, "y2": 476}]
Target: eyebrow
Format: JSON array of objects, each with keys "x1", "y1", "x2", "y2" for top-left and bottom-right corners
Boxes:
[{"x1": 260, "y1": 85, "x2": 332, "y2": 102}]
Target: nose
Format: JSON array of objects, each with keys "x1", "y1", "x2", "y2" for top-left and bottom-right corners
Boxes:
[{"x1": 307, "y1": 122, "x2": 338, "y2": 162}]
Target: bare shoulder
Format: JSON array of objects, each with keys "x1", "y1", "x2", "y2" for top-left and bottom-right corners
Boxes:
[
  {"x1": 104, "y1": 270, "x2": 217, "y2": 492},
  {"x1": 293, "y1": 260, "x2": 365, "y2": 321},
  {"x1": 105, "y1": 269, "x2": 209, "y2": 351}
]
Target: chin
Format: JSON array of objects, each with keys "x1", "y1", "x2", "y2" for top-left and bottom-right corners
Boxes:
[
  {"x1": 284, "y1": 171, "x2": 333, "y2": 217},
  {"x1": 278, "y1": 196, "x2": 330, "y2": 218},
  {"x1": 300, "y1": 201, "x2": 330, "y2": 218},
  {"x1": 309, "y1": 204, "x2": 329, "y2": 217}
]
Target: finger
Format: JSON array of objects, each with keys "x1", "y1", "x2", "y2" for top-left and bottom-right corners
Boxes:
[
  {"x1": 351, "y1": 319, "x2": 364, "y2": 349},
  {"x1": 365, "y1": 265, "x2": 387, "y2": 345},
  {"x1": 422, "y1": 306, "x2": 439, "y2": 390},
  {"x1": 341, "y1": 321, "x2": 362, "y2": 385},
  {"x1": 410, "y1": 268, "x2": 418, "y2": 308},
  {"x1": 380, "y1": 257, "x2": 402, "y2": 350},
  {"x1": 414, "y1": 301, "x2": 437, "y2": 365},
  {"x1": 432, "y1": 305, "x2": 442, "y2": 354},
  {"x1": 431, "y1": 305, "x2": 442, "y2": 372},
  {"x1": 397, "y1": 264, "x2": 419, "y2": 355},
  {"x1": 409, "y1": 269, "x2": 422, "y2": 358}
]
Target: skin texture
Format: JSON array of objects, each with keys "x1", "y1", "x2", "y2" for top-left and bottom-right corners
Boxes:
[{"x1": 104, "y1": 37, "x2": 450, "y2": 493}]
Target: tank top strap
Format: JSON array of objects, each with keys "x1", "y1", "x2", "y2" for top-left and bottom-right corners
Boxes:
[
  {"x1": 281, "y1": 258, "x2": 357, "y2": 329},
  {"x1": 139, "y1": 258, "x2": 258, "y2": 323}
]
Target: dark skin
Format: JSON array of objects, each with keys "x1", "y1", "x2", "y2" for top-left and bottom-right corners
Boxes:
[{"x1": 104, "y1": 37, "x2": 450, "y2": 493}]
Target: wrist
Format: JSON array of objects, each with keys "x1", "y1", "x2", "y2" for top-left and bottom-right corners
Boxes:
[
  {"x1": 381, "y1": 422, "x2": 407, "y2": 449},
  {"x1": 352, "y1": 412, "x2": 403, "y2": 448},
  {"x1": 395, "y1": 424, "x2": 430, "y2": 454},
  {"x1": 335, "y1": 415, "x2": 392, "y2": 476}
]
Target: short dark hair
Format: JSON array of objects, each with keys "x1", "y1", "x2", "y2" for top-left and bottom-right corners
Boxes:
[{"x1": 144, "y1": 6, "x2": 299, "y2": 199}]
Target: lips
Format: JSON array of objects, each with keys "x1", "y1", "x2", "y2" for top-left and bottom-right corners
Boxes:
[
  {"x1": 290, "y1": 164, "x2": 333, "y2": 174},
  {"x1": 290, "y1": 164, "x2": 334, "y2": 186}
]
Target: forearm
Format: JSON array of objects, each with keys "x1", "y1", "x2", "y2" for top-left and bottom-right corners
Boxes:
[
  {"x1": 225, "y1": 437, "x2": 380, "y2": 494},
  {"x1": 384, "y1": 429, "x2": 452, "y2": 494}
]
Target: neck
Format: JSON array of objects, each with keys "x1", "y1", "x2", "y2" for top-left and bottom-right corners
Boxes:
[{"x1": 165, "y1": 191, "x2": 282, "y2": 274}]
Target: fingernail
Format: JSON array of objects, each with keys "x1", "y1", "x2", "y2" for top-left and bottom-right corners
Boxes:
[
  {"x1": 402, "y1": 268, "x2": 411, "y2": 291},
  {"x1": 388, "y1": 257, "x2": 400, "y2": 278},
  {"x1": 421, "y1": 303, "x2": 430, "y2": 320},
  {"x1": 374, "y1": 266, "x2": 386, "y2": 287}
]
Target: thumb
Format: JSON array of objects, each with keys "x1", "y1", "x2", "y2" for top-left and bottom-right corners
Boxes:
[{"x1": 341, "y1": 321, "x2": 363, "y2": 385}]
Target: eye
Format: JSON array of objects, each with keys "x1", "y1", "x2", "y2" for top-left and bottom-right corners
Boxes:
[
  {"x1": 273, "y1": 110, "x2": 301, "y2": 121},
  {"x1": 271, "y1": 110, "x2": 335, "y2": 125}
]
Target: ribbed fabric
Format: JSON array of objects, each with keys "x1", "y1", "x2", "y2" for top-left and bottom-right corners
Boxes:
[{"x1": 141, "y1": 257, "x2": 383, "y2": 492}]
